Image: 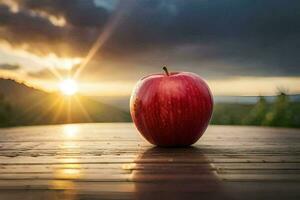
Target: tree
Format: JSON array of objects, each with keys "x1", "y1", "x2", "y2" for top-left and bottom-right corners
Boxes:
[
  {"x1": 243, "y1": 96, "x2": 268, "y2": 126},
  {"x1": 262, "y1": 91, "x2": 292, "y2": 127}
]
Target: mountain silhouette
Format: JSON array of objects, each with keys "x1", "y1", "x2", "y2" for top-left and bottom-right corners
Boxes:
[{"x1": 0, "y1": 78, "x2": 130, "y2": 127}]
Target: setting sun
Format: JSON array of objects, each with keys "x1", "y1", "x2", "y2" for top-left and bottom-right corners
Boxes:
[{"x1": 59, "y1": 79, "x2": 78, "y2": 96}]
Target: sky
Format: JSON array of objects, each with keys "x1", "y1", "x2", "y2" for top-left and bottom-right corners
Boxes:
[{"x1": 0, "y1": 0, "x2": 299, "y2": 96}]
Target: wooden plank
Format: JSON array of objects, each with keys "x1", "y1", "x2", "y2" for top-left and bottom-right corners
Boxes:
[{"x1": 0, "y1": 123, "x2": 299, "y2": 199}]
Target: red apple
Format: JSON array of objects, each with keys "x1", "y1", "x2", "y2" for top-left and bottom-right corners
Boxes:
[{"x1": 130, "y1": 67, "x2": 213, "y2": 147}]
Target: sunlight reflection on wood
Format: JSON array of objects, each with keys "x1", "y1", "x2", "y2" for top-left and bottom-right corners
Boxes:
[
  {"x1": 63, "y1": 124, "x2": 80, "y2": 138},
  {"x1": 0, "y1": 124, "x2": 299, "y2": 199}
]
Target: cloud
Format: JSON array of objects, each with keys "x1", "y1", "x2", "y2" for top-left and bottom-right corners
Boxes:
[
  {"x1": 27, "y1": 66, "x2": 78, "y2": 80},
  {"x1": 0, "y1": 63, "x2": 20, "y2": 70},
  {"x1": 26, "y1": 69, "x2": 60, "y2": 79},
  {"x1": 0, "y1": 4, "x2": 75, "y2": 56},
  {"x1": 0, "y1": 0, "x2": 299, "y2": 81},
  {"x1": 2, "y1": 0, "x2": 110, "y2": 27}
]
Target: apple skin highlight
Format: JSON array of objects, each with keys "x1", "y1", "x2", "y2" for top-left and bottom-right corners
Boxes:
[{"x1": 130, "y1": 68, "x2": 213, "y2": 147}]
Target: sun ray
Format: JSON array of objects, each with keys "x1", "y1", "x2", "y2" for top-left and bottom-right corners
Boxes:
[
  {"x1": 52, "y1": 98, "x2": 65, "y2": 123},
  {"x1": 32, "y1": 96, "x2": 61, "y2": 124},
  {"x1": 74, "y1": 96, "x2": 93, "y2": 122},
  {"x1": 13, "y1": 97, "x2": 50, "y2": 125},
  {"x1": 45, "y1": 64, "x2": 64, "y2": 81},
  {"x1": 73, "y1": 1, "x2": 136, "y2": 79},
  {"x1": 67, "y1": 98, "x2": 72, "y2": 123}
]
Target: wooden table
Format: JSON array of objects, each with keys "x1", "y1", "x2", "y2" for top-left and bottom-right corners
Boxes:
[{"x1": 0, "y1": 123, "x2": 299, "y2": 199}]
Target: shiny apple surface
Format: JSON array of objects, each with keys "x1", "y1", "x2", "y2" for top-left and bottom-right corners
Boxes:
[{"x1": 130, "y1": 71, "x2": 213, "y2": 147}]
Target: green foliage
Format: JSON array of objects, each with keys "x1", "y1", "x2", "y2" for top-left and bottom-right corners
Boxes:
[
  {"x1": 242, "y1": 96, "x2": 268, "y2": 126},
  {"x1": 262, "y1": 93, "x2": 292, "y2": 127},
  {"x1": 212, "y1": 103, "x2": 252, "y2": 125},
  {"x1": 211, "y1": 93, "x2": 300, "y2": 128}
]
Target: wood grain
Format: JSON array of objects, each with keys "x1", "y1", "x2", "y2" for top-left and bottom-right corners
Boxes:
[{"x1": 0, "y1": 123, "x2": 299, "y2": 199}]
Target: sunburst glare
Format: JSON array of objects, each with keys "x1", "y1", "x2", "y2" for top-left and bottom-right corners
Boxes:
[{"x1": 59, "y1": 79, "x2": 78, "y2": 96}]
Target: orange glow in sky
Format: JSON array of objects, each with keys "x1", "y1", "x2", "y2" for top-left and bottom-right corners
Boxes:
[{"x1": 59, "y1": 79, "x2": 78, "y2": 96}]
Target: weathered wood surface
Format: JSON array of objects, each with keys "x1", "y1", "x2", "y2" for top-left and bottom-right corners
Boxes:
[{"x1": 0, "y1": 123, "x2": 299, "y2": 199}]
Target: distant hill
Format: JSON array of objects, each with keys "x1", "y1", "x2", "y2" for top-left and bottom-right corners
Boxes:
[
  {"x1": 93, "y1": 96, "x2": 130, "y2": 110},
  {"x1": 0, "y1": 78, "x2": 131, "y2": 127},
  {"x1": 0, "y1": 78, "x2": 299, "y2": 128}
]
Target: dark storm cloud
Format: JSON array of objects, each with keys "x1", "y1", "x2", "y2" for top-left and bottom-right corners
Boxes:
[
  {"x1": 0, "y1": 63, "x2": 20, "y2": 70},
  {"x1": 15, "y1": 0, "x2": 110, "y2": 27},
  {"x1": 108, "y1": 0, "x2": 300, "y2": 77},
  {"x1": 0, "y1": 3, "x2": 101, "y2": 57},
  {"x1": 0, "y1": 0, "x2": 300, "y2": 79},
  {"x1": 0, "y1": 5, "x2": 68, "y2": 56}
]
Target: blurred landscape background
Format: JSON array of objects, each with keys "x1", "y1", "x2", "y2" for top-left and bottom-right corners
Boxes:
[
  {"x1": 0, "y1": 78, "x2": 299, "y2": 128},
  {"x1": 0, "y1": 0, "x2": 299, "y2": 128}
]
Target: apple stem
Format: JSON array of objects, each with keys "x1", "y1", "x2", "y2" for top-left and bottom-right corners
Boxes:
[{"x1": 163, "y1": 66, "x2": 170, "y2": 76}]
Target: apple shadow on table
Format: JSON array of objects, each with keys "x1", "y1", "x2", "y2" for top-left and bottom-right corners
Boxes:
[{"x1": 131, "y1": 146, "x2": 231, "y2": 200}]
